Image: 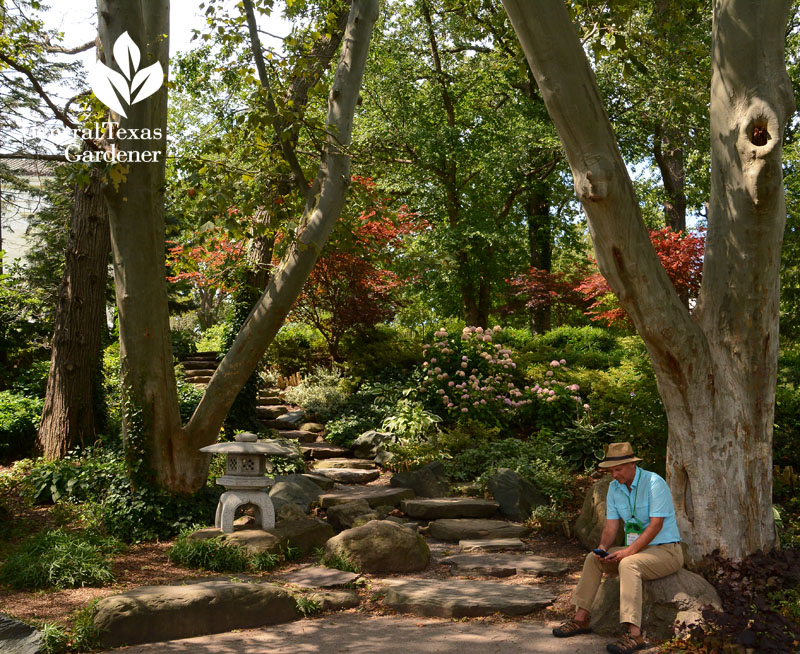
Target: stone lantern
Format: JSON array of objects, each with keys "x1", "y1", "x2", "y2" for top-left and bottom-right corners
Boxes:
[{"x1": 200, "y1": 432, "x2": 296, "y2": 534}]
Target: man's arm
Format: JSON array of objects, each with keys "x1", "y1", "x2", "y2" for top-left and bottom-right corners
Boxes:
[
  {"x1": 596, "y1": 518, "x2": 622, "y2": 556},
  {"x1": 605, "y1": 517, "x2": 664, "y2": 562}
]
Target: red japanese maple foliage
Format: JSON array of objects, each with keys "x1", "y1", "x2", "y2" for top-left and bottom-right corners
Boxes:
[
  {"x1": 576, "y1": 227, "x2": 705, "y2": 326},
  {"x1": 292, "y1": 176, "x2": 420, "y2": 359},
  {"x1": 166, "y1": 229, "x2": 244, "y2": 328},
  {"x1": 508, "y1": 228, "x2": 705, "y2": 328}
]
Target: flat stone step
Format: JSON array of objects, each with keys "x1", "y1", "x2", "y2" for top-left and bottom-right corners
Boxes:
[
  {"x1": 313, "y1": 458, "x2": 375, "y2": 470},
  {"x1": 276, "y1": 409, "x2": 306, "y2": 426},
  {"x1": 182, "y1": 359, "x2": 219, "y2": 370},
  {"x1": 459, "y1": 539, "x2": 526, "y2": 552},
  {"x1": 440, "y1": 553, "x2": 569, "y2": 577},
  {"x1": 190, "y1": 351, "x2": 220, "y2": 358},
  {"x1": 400, "y1": 498, "x2": 499, "y2": 520},
  {"x1": 382, "y1": 578, "x2": 555, "y2": 618},
  {"x1": 260, "y1": 418, "x2": 309, "y2": 430},
  {"x1": 319, "y1": 486, "x2": 415, "y2": 509},
  {"x1": 301, "y1": 442, "x2": 351, "y2": 459},
  {"x1": 184, "y1": 371, "x2": 216, "y2": 380},
  {"x1": 259, "y1": 428, "x2": 318, "y2": 443},
  {"x1": 280, "y1": 566, "x2": 361, "y2": 589},
  {"x1": 311, "y1": 468, "x2": 380, "y2": 484},
  {"x1": 258, "y1": 397, "x2": 284, "y2": 406},
  {"x1": 256, "y1": 406, "x2": 290, "y2": 420},
  {"x1": 428, "y1": 519, "x2": 531, "y2": 542},
  {"x1": 187, "y1": 377, "x2": 213, "y2": 384}
]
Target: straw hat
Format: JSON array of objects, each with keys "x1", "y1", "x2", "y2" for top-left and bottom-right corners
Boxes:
[{"x1": 598, "y1": 442, "x2": 643, "y2": 468}]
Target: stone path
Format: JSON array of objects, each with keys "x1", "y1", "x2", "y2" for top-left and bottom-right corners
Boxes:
[
  {"x1": 429, "y1": 518, "x2": 532, "y2": 541},
  {"x1": 440, "y1": 553, "x2": 569, "y2": 577},
  {"x1": 382, "y1": 578, "x2": 556, "y2": 618},
  {"x1": 459, "y1": 538, "x2": 526, "y2": 551},
  {"x1": 97, "y1": 613, "x2": 618, "y2": 654},
  {"x1": 401, "y1": 498, "x2": 499, "y2": 519},
  {"x1": 279, "y1": 565, "x2": 361, "y2": 588}
]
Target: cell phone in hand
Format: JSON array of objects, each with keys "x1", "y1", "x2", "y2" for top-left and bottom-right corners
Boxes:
[{"x1": 593, "y1": 548, "x2": 609, "y2": 558}]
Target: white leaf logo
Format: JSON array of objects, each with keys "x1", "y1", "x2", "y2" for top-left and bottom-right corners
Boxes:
[{"x1": 91, "y1": 31, "x2": 164, "y2": 118}]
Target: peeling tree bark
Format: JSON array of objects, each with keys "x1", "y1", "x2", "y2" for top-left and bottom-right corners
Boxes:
[
  {"x1": 502, "y1": 0, "x2": 794, "y2": 561},
  {"x1": 184, "y1": 0, "x2": 379, "y2": 475}
]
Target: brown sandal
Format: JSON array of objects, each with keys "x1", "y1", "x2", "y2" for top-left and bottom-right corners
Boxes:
[
  {"x1": 552, "y1": 619, "x2": 592, "y2": 638},
  {"x1": 606, "y1": 633, "x2": 646, "y2": 653}
]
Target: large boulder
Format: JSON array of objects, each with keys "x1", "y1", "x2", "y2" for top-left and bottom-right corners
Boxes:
[
  {"x1": 325, "y1": 520, "x2": 430, "y2": 573},
  {"x1": 93, "y1": 581, "x2": 299, "y2": 647},
  {"x1": 325, "y1": 499, "x2": 376, "y2": 531},
  {"x1": 269, "y1": 479, "x2": 319, "y2": 513},
  {"x1": 589, "y1": 568, "x2": 722, "y2": 639},
  {"x1": 0, "y1": 613, "x2": 43, "y2": 654},
  {"x1": 390, "y1": 461, "x2": 451, "y2": 498},
  {"x1": 268, "y1": 519, "x2": 335, "y2": 556},
  {"x1": 487, "y1": 468, "x2": 547, "y2": 522},
  {"x1": 352, "y1": 430, "x2": 392, "y2": 459},
  {"x1": 574, "y1": 476, "x2": 624, "y2": 549}
]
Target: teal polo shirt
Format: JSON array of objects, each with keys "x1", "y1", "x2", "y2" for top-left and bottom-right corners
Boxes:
[{"x1": 606, "y1": 467, "x2": 681, "y2": 545}]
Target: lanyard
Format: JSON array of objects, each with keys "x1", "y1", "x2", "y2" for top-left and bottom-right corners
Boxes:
[{"x1": 626, "y1": 468, "x2": 641, "y2": 519}]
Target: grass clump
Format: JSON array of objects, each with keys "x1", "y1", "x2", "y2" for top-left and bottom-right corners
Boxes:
[
  {"x1": 167, "y1": 533, "x2": 250, "y2": 573},
  {"x1": 0, "y1": 528, "x2": 121, "y2": 590},
  {"x1": 168, "y1": 531, "x2": 302, "y2": 573},
  {"x1": 314, "y1": 547, "x2": 360, "y2": 573},
  {"x1": 295, "y1": 595, "x2": 323, "y2": 617}
]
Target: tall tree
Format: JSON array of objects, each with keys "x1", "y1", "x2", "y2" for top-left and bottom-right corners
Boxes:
[
  {"x1": 503, "y1": 0, "x2": 794, "y2": 561},
  {"x1": 95, "y1": 0, "x2": 378, "y2": 491},
  {"x1": 36, "y1": 167, "x2": 110, "y2": 458}
]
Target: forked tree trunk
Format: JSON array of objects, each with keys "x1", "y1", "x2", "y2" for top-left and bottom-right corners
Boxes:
[
  {"x1": 502, "y1": 0, "x2": 794, "y2": 562},
  {"x1": 37, "y1": 166, "x2": 110, "y2": 459},
  {"x1": 183, "y1": 0, "x2": 380, "y2": 484}
]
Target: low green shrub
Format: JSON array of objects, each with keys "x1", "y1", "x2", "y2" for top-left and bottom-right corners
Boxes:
[
  {"x1": 195, "y1": 322, "x2": 227, "y2": 352},
  {"x1": 171, "y1": 327, "x2": 198, "y2": 361},
  {"x1": 0, "y1": 390, "x2": 44, "y2": 461},
  {"x1": 325, "y1": 381, "x2": 403, "y2": 447},
  {"x1": 176, "y1": 373, "x2": 204, "y2": 422},
  {"x1": 9, "y1": 359, "x2": 51, "y2": 398},
  {"x1": 0, "y1": 528, "x2": 121, "y2": 590},
  {"x1": 446, "y1": 437, "x2": 573, "y2": 504},
  {"x1": 267, "y1": 323, "x2": 327, "y2": 377},
  {"x1": 283, "y1": 366, "x2": 350, "y2": 421},
  {"x1": 19, "y1": 448, "x2": 126, "y2": 505},
  {"x1": 339, "y1": 325, "x2": 422, "y2": 380},
  {"x1": 527, "y1": 326, "x2": 623, "y2": 370},
  {"x1": 68, "y1": 600, "x2": 101, "y2": 652},
  {"x1": 552, "y1": 418, "x2": 619, "y2": 473}
]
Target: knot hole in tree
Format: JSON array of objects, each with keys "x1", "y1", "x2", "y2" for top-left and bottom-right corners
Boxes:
[{"x1": 748, "y1": 118, "x2": 771, "y2": 146}]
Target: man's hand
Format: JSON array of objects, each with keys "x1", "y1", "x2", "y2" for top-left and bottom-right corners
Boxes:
[{"x1": 604, "y1": 547, "x2": 633, "y2": 563}]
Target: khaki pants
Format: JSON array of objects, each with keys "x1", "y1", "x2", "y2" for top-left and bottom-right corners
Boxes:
[{"x1": 571, "y1": 542, "x2": 684, "y2": 628}]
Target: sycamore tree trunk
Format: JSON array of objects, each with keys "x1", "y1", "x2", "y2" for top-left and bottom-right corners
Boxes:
[
  {"x1": 502, "y1": 0, "x2": 794, "y2": 562},
  {"x1": 96, "y1": 0, "x2": 190, "y2": 488},
  {"x1": 36, "y1": 167, "x2": 110, "y2": 459},
  {"x1": 183, "y1": 0, "x2": 379, "y2": 484}
]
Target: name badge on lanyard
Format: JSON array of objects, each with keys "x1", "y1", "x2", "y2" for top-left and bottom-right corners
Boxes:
[{"x1": 624, "y1": 470, "x2": 643, "y2": 546}]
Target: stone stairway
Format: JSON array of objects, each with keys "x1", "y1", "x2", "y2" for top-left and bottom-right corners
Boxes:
[{"x1": 181, "y1": 351, "x2": 219, "y2": 387}]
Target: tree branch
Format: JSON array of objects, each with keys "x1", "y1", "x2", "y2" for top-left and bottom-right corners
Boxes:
[
  {"x1": 43, "y1": 37, "x2": 97, "y2": 54},
  {"x1": 241, "y1": 0, "x2": 309, "y2": 197},
  {"x1": 186, "y1": 0, "x2": 379, "y2": 445},
  {"x1": 501, "y1": 0, "x2": 704, "y2": 368}
]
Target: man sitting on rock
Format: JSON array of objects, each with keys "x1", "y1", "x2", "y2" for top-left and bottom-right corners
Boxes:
[{"x1": 553, "y1": 442, "x2": 683, "y2": 654}]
